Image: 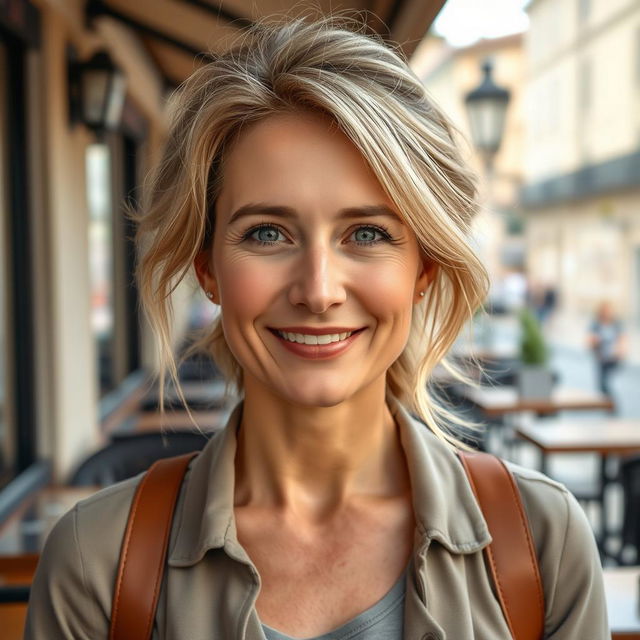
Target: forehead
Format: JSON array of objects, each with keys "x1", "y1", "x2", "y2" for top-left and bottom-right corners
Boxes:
[
  {"x1": 229, "y1": 110, "x2": 342, "y2": 155},
  {"x1": 216, "y1": 111, "x2": 395, "y2": 218}
]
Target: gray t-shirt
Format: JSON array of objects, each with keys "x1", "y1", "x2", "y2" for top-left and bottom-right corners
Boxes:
[{"x1": 261, "y1": 568, "x2": 406, "y2": 640}]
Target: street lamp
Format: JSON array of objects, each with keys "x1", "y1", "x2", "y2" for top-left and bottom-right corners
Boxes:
[
  {"x1": 464, "y1": 59, "x2": 510, "y2": 171},
  {"x1": 69, "y1": 50, "x2": 127, "y2": 133}
]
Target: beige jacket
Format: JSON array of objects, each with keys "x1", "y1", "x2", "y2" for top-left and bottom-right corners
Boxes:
[{"x1": 24, "y1": 396, "x2": 609, "y2": 639}]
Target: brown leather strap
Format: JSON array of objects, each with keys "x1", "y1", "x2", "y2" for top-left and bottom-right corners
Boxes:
[
  {"x1": 458, "y1": 450, "x2": 545, "y2": 640},
  {"x1": 109, "y1": 452, "x2": 198, "y2": 640}
]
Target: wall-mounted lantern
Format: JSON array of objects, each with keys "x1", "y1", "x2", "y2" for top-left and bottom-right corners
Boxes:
[
  {"x1": 69, "y1": 49, "x2": 127, "y2": 133},
  {"x1": 464, "y1": 59, "x2": 510, "y2": 170}
]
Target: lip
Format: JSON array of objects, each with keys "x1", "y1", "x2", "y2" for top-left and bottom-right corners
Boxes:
[
  {"x1": 269, "y1": 327, "x2": 365, "y2": 359},
  {"x1": 269, "y1": 326, "x2": 364, "y2": 335}
]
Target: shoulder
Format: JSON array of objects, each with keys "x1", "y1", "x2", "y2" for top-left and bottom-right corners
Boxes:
[
  {"x1": 74, "y1": 472, "x2": 143, "y2": 528},
  {"x1": 24, "y1": 475, "x2": 144, "y2": 639},
  {"x1": 504, "y1": 461, "x2": 609, "y2": 637},
  {"x1": 65, "y1": 473, "x2": 146, "y2": 573},
  {"x1": 45, "y1": 473, "x2": 143, "y2": 567},
  {"x1": 505, "y1": 460, "x2": 596, "y2": 567},
  {"x1": 506, "y1": 461, "x2": 573, "y2": 530}
]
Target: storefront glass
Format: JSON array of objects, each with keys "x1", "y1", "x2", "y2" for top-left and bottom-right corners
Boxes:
[
  {"x1": 0, "y1": 41, "x2": 16, "y2": 488},
  {"x1": 86, "y1": 143, "x2": 115, "y2": 395}
]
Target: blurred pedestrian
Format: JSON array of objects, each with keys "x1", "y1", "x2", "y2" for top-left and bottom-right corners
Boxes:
[
  {"x1": 587, "y1": 300, "x2": 628, "y2": 396},
  {"x1": 528, "y1": 280, "x2": 557, "y2": 326}
]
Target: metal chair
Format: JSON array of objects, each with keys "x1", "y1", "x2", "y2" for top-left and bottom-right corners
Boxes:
[
  {"x1": 69, "y1": 431, "x2": 210, "y2": 487},
  {"x1": 619, "y1": 455, "x2": 640, "y2": 565},
  {"x1": 0, "y1": 585, "x2": 30, "y2": 603}
]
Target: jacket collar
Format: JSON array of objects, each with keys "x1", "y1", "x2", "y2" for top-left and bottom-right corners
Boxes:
[
  {"x1": 388, "y1": 396, "x2": 491, "y2": 553},
  {"x1": 168, "y1": 395, "x2": 490, "y2": 567}
]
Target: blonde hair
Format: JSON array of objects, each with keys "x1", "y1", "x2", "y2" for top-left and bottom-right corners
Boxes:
[{"x1": 133, "y1": 13, "x2": 489, "y2": 447}]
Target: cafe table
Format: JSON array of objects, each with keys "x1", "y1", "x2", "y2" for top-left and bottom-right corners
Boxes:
[
  {"x1": 454, "y1": 384, "x2": 615, "y2": 419},
  {"x1": 450, "y1": 384, "x2": 616, "y2": 457},
  {"x1": 605, "y1": 565, "x2": 640, "y2": 639},
  {"x1": 515, "y1": 418, "x2": 640, "y2": 550}
]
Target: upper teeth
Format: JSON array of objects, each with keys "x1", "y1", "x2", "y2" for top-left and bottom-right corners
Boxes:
[{"x1": 276, "y1": 331, "x2": 354, "y2": 344}]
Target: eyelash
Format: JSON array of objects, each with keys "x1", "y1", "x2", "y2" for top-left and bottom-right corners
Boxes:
[{"x1": 241, "y1": 223, "x2": 395, "y2": 247}]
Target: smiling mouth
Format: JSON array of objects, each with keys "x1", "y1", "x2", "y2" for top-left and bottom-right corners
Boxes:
[{"x1": 269, "y1": 328, "x2": 365, "y2": 345}]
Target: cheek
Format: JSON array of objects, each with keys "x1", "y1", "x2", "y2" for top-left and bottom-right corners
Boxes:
[
  {"x1": 358, "y1": 260, "x2": 417, "y2": 321},
  {"x1": 217, "y1": 260, "x2": 276, "y2": 323}
]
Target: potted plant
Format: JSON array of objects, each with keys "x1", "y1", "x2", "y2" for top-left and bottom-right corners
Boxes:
[{"x1": 517, "y1": 307, "x2": 554, "y2": 400}]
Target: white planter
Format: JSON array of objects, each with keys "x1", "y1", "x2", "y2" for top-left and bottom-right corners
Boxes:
[{"x1": 517, "y1": 365, "x2": 554, "y2": 400}]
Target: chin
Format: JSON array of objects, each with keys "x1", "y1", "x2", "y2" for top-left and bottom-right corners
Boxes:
[{"x1": 278, "y1": 377, "x2": 356, "y2": 409}]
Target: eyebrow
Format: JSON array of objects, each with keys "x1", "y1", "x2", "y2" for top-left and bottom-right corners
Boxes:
[{"x1": 227, "y1": 203, "x2": 402, "y2": 225}]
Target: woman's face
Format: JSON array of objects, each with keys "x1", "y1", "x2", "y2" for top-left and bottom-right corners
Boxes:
[{"x1": 196, "y1": 111, "x2": 432, "y2": 407}]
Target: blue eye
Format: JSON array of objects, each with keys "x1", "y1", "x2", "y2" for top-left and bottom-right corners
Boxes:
[
  {"x1": 352, "y1": 225, "x2": 392, "y2": 246},
  {"x1": 243, "y1": 224, "x2": 286, "y2": 246}
]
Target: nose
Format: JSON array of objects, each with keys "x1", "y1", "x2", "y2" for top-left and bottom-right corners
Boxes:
[{"x1": 287, "y1": 242, "x2": 347, "y2": 314}]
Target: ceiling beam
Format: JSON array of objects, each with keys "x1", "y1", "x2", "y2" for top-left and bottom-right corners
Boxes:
[
  {"x1": 177, "y1": 0, "x2": 253, "y2": 29},
  {"x1": 86, "y1": 0, "x2": 204, "y2": 57},
  {"x1": 385, "y1": 0, "x2": 447, "y2": 58},
  {"x1": 385, "y1": 0, "x2": 409, "y2": 35}
]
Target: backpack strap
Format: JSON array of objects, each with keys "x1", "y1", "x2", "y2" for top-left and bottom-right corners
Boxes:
[
  {"x1": 458, "y1": 450, "x2": 545, "y2": 640},
  {"x1": 107, "y1": 448, "x2": 544, "y2": 640},
  {"x1": 109, "y1": 452, "x2": 198, "y2": 640}
]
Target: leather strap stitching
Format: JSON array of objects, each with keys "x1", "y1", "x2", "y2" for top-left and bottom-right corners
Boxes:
[
  {"x1": 500, "y1": 458, "x2": 545, "y2": 629},
  {"x1": 143, "y1": 459, "x2": 188, "y2": 638},
  {"x1": 458, "y1": 454, "x2": 518, "y2": 638},
  {"x1": 109, "y1": 465, "x2": 153, "y2": 640},
  {"x1": 109, "y1": 453, "x2": 198, "y2": 640},
  {"x1": 458, "y1": 451, "x2": 545, "y2": 640}
]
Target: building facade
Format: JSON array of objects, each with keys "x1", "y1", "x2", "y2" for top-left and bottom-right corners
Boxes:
[
  {"x1": 522, "y1": 0, "x2": 640, "y2": 349},
  {"x1": 411, "y1": 33, "x2": 527, "y2": 306}
]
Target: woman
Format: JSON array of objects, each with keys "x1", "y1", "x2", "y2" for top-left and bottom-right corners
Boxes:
[{"x1": 25, "y1": 15, "x2": 608, "y2": 639}]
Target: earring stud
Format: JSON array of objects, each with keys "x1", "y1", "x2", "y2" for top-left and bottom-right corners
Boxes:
[
  {"x1": 205, "y1": 291, "x2": 214, "y2": 300},
  {"x1": 419, "y1": 291, "x2": 425, "y2": 297}
]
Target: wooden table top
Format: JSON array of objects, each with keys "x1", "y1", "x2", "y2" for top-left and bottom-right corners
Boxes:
[
  {"x1": 515, "y1": 419, "x2": 640, "y2": 455},
  {"x1": 132, "y1": 409, "x2": 226, "y2": 432},
  {"x1": 455, "y1": 385, "x2": 615, "y2": 417},
  {"x1": 605, "y1": 566, "x2": 640, "y2": 638},
  {"x1": 450, "y1": 345, "x2": 518, "y2": 362}
]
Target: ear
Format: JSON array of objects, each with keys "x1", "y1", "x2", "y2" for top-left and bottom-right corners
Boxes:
[
  {"x1": 193, "y1": 250, "x2": 219, "y2": 304},
  {"x1": 414, "y1": 257, "x2": 438, "y2": 302}
]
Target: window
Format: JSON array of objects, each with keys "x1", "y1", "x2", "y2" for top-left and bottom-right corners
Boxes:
[
  {"x1": 86, "y1": 143, "x2": 116, "y2": 395},
  {"x1": 120, "y1": 135, "x2": 141, "y2": 375},
  {"x1": 0, "y1": 27, "x2": 38, "y2": 487},
  {"x1": 578, "y1": 0, "x2": 591, "y2": 24},
  {"x1": 87, "y1": 131, "x2": 144, "y2": 399},
  {"x1": 579, "y1": 58, "x2": 591, "y2": 112},
  {"x1": 636, "y1": 27, "x2": 640, "y2": 87},
  {"x1": 0, "y1": 40, "x2": 14, "y2": 488}
]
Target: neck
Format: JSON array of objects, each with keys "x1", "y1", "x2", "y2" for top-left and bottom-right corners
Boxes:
[{"x1": 233, "y1": 375, "x2": 410, "y2": 523}]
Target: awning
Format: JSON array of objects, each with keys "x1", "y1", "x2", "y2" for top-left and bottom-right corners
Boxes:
[{"x1": 86, "y1": 0, "x2": 447, "y2": 87}]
